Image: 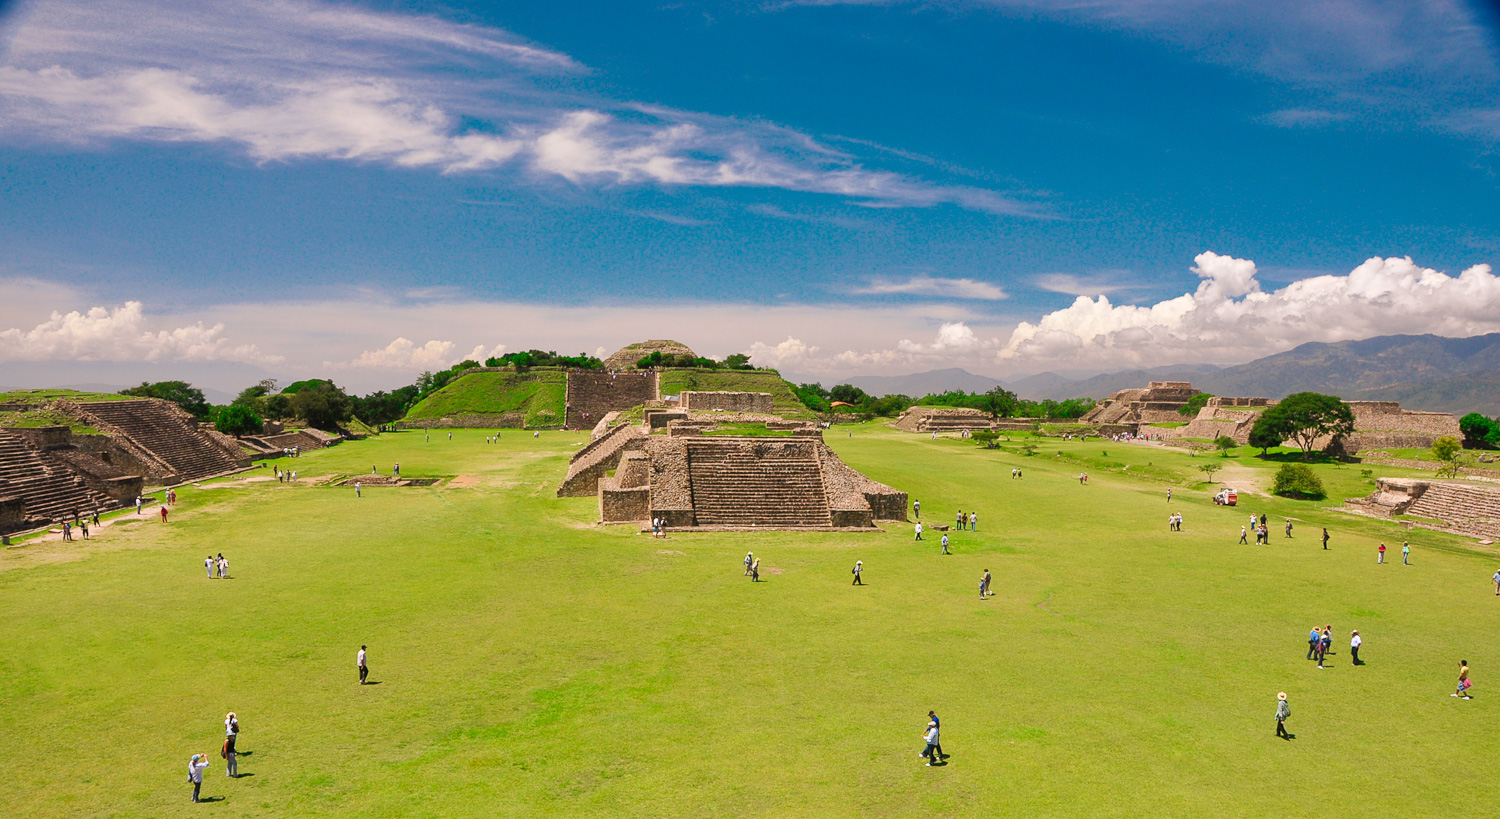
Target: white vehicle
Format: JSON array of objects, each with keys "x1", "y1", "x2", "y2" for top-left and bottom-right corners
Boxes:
[{"x1": 1213, "y1": 488, "x2": 1239, "y2": 506}]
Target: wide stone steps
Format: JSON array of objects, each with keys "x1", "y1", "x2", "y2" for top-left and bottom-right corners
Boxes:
[
  {"x1": 565, "y1": 371, "x2": 656, "y2": 430},
  {"x1": 1407, "y1": 485, "x2": 1500, "y2": 536},
  {"x1": 0, "y1": 430, "x2": 116, "y2": 527},
  {"x1": 686, "y1": 449, "x2": 832, "y2": 526},
  {"x1": 81, "y1": 400, "x2": 240, "y2": 481}
]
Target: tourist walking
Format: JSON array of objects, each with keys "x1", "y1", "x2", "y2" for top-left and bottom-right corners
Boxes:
[
  {"x1": 744, "y1": 552, "x2": 754, "y2": 576},
  {"x1": 982, "y1": 569, "x2": 992, "y2": 598},
  {"x1": 224, "y1": 712, "x2": 239, "y2": 777},
  {"x1": 205, "y1": 555, "x2": 215, "y2": 578},
  {"x1": 79, "y1": 518, "x2": 88, "y2": 539},
  {"x1": 852, "y1": 560, "x2": 863, "y2": 585},
  {"x1": 1493, "y1": 569, "x2": 1500, "y2": 595},
  {"x1": 913, "y1": 500, "x2": 920, "y2": 519},
  {"x1": 1307, "y1": 626, "x2": 1320, "y2": 660},
  {"x1": 62, "y1": 521, "x2": 72, "y2": 541},
  {"x1": 354, "y1": 481, "x2": 361, "y2": 498},
  {"x1": 1318, "y1": 627, "x2": 1332, "y2": 668},
  {"x1": 1378, "y1": 543, "x2": 1385, "y2": 563},
  {"x1": 1350, "y1": 630, "x2": 1362, "y2": 665},
  {"x1": 1285, "y1": 520, "x2": 1293, "y2": 538},
  {"x1": 921, "y1": 723, "x2": 942, "y2": 765},
  {"x1": 1322, "y1": 528, "x2": 1330, "y2": 549},
  {"x1": 956, "y1": 510, "x2": 965, "y2": 531},
  {"x1": 1403, "y1": 542, "x2": 1411, "y2": 565},
  {"x1": 1275, "y1": 692, "x2": 1291, "y2": 738},
  {"x1": 160, "y1": 505, "x2": 168, "y2": 523},
  {"x1": 751, "y1": 558, "x2": 760, "y2": 582},
  {"x1": 914, "y1": 522, "x2": 923, "y2": 541},
  {"x1": 358, "y1": 645, "x2": 369, "y2": 684},
  {"x1": 1240, "y1": 526, "x2": 1248, "y2": 545},
  {"x1": 188, "y1": 753, "x2": 210, "y2": 802},
  {"x1": 217, "y1": 554, "x2": 228, "y2": 579},
  {"x1": 940, "y1": 534, "x2": 950, "y2": 555},
  {"x1": 1454, "y1": 660, "x2": 1472, "y2": 699},
  {"x1": 136, "y1": 496, "x2": 143, "y2": 514},
  {"x1": 1166, "y1": 488, "x2": 1172, "y2": 503},
  {"x1": 969, "y1": 512, "x2": 977, "y2": 531}
]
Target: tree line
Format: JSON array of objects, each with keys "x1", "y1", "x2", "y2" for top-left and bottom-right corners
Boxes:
[{"x1": 793, "y1": 383, "x2": 1096, "y2": 420}]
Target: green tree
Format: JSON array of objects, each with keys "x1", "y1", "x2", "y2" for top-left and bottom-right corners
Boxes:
[
  {"x1": 794, "y1": 383, "x2": 831, "y2": 413},
  {"x1": 1247, "y1": 418, "x2": 1283, "y2": 455},
  {"x1": 262, "y1": 393, "x2": 293, "y2": 420},
  {"x1": 1433, "y1": 435, "x2": 1466, "y2": 478},
  {"x1": 1459, "y1": 413, "x2": 1500, "y2": 450},
  {"x1": 232, "y1": 379, "x2": 277, "y2": 407},
  {"x1": 1214, "y1": 435, "x2": 1237, "y2": 456},
  {"x1": 1253, "y1": 392, "x2": 1355, "y2": 459},
  {"x1": 829, "y1": 384, "x2": 869, "y2": 405},
  {"x1": 1197, "y1": 461, "x2": 1223, "y2": 482},
  {"x1": 120, "y1": 380, "x2": 211, "y2": 418},
  {"x1": 970, "y1": 429, "x2": 999, "y2": 449},
  {"x1": 978, "y1": 386, "x2": 1019, "y2": 421},
  {"x1": 722, "y1": 353, "x2": 752, "y2": 370},
  {"x1": 289, "y1": 381, "x2": 353, "y2": 430},
  {"x1": 1179, "y1": 393, "x2": 1214, "y2": 417},
  {"x1": 214, "y1": 404, "x2": 264, "y2": 437},
  {"x1": 1271, "y1": 463, "x2": 1326, "y2": 499}
]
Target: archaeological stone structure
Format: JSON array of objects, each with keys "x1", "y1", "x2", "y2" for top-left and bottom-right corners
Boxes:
[
  {"x1": 565, "y1": 369, "x2": 658, "y2": 430},
  {"x1": 558, "y1": 417, "x2": 906, "y2": 529},
  {"x1": 679, "y1": 391, "x2": 773, "y2": 414},
  {"x1": 602, "y1": 339, "x2": 698, "y2": 371},
  {"x1": 1080, "y1": 381, "x2": 1202, "y2": 427},
  {"x1": 1345, "y1": 477, "x2": 1500, "y2": 541},
  {"x1": 890, "y1": 406, "x2": 995, "y2": 433},
  {"x1": 57, "y1": 399, "x2": 248, "y2": 484}
]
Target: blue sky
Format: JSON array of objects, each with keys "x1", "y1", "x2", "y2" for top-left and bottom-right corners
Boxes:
[{"x1": 2, "y1": 0, "x2": 1500, "y2": 392}]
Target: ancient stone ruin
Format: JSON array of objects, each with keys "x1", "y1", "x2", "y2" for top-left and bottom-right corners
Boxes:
[
  {"x1": 1080, "y1": 381, "x2": 1201, "y2": 427},
  {"x1": 565, "y1": 369, "x2": 657, "y2": 430},
  {"x1": 679, "y1": 391, "x2": 773, "y2": 414},
  {"x1": 559, "y1": 419, "x2": 905, "y2": 530},
  {"x1": 890, "y1": 406, "x2": 995, "y2": 433},
  {"x1": 1345, "y1": 477, "x2": 1500, "y2": 541},
  {"x1": 602, "y1": 339, "x2": 697, "y2": 371}
]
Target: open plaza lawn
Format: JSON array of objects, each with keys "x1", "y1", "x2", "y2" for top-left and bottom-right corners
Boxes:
[{"x1": 2, "y1": 426, "x2": 1498, "y2": 817}]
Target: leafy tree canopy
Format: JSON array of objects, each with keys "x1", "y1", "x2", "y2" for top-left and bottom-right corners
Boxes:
[
  {"x1": 1178, "y1": 392, "x2": 1214, "y2": 417},
  {"x1": 214, "y1": 404, "x2": 264, "y2": 437},
  {"x1": 289, "y1": 381, "x2": 353, "y2": 430},
  {"x1": 1250, "y1": 392, "x2": 1354, "y2": 459},
  {"x1": 1271, "y1": 463, "x2": 1326, "y2": 499},
  {"x1": 120, "y1": 380, "x2": 210, "y2": 418},
  {"x1": 1459, "y1": 413, "x2": 1500, "y2": 450}
]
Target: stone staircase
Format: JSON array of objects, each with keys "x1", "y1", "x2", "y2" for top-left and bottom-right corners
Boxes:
[
  {"x1": 72, "y1": 399, "x2": 243, "y2": 482},
  {"x1": 1405, "y1": 482, "x2": 1500, "y2": 539},
  {"x1": 685, "y1": 439, "x2": 832, "y2": 526},
  {"x1": 0, "y1": 430, "x2": 118, "y2": 530},
  {"x1": 565, "y1": 370, "x2": 656, "y2": 430},
  {"x1": 557, "y1": 422, "x2": 645, "y2": 497}
]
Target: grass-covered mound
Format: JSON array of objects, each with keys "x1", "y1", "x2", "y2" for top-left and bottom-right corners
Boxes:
[
  {"x1": 403, "y1": 369, "x2": 566, "y2": 428},
  {"x1": 658, "y1": 368, "x2": 813, "y2": 419},
  {"x1": 0, "y1": 388, "x2": 130, "y2": 404}
]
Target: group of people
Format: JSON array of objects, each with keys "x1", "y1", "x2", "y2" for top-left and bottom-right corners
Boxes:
[
  {"x1": 743, "y1": 551, "x2": 760, "y2": 581},
  {"x1": 60, "y1": 509, "x2": 99, "y2": 541},
  {"x1": 919, "y1": 711, "x2": 946, "y2": 766},
  {"x1": 954, "y1": 510, "x2": 977, "y2": 531},
  {"x1": 274, "y1": 468, "x2": 297, "y2": 483},
  {"x1": 1167, "y1": 512, "x2": 1184, "y2": 531},
  {"x1": 281, "y1": 446, "x2": 301, "y2": 458},
  {"x1": 1376, "y1": 541, "x2": 1411, "y2": 565},
  {"x1": 186, "y1": 712, "x2": 245, "y2": 803},
  {"x1": 651, "y1": 518, "x2": 669, "y2": 538},
  {"x1": 204, "y1": 553, "x2": 230, "y2": 579}
]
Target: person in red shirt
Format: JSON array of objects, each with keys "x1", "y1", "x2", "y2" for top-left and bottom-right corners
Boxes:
[{"x1": 160, "y1": 505, "x2": 168, "y2": 523}]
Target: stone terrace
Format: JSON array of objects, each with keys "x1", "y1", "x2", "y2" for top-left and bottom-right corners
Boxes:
[
  {"x1": 891, "y1": 406, "x2": 993, "y2": 433},
  {"x1": 685, "y1": 439, "x2": 832, "y2": 527},
  {"x1": 1344, "y1": 477, "x2": 1500, "y2": 541},
  {"x1": 59, "y1": 398, "x2": 247, "y2": 483},
  {"x1": 0, "y1": 429, "x2": 119, "y2": 532},
  {"x1": 565, "y1": 370, "x2": 657, "y2": 430}
]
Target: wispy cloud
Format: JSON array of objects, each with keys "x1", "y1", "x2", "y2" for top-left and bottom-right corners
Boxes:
[
  {"x1": 1033, "y1": 273, "x2": 1132, "y2": 297},
  {"x1": 855, "y1": 275, "x2": 1007, "y2": 300},
  {"x1": 0, "y1": 0, "x2": 1045, "y2": 213}
]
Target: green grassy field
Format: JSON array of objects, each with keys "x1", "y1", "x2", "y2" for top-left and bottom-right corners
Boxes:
[
  {"x1": 2, "y1": 425, "x2": 1498, "y2": 817},
  {"x1": 0, "y1": 388, "x2": 129, "y2": 403},
  {"x1": 403, "y1": 370, "x2": 567, "y2": 427}
]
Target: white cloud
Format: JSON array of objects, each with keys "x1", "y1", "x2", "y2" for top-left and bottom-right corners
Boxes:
[
  {"x1": 855, "y1": 276, "x2": 1007, "y2": 300},
  {"x1": 1033, "y1": 273, "x2": 1130, "y2": 297},
  {"x1": 327, "y1": 337, "x2": 455, "y2": 370},
  {"x1": 1001, "y1": 251, "x2": 1500, "y2": 367},
  {"x1": 1264, "y1": 108, "x2": 1353, "y2": 128},
  {"x1": 0, "y1": 300, "x2": 275, "y2": 364},
  {"x1": 0, "y1": 0, "x2": 1043, "y2": 214}
]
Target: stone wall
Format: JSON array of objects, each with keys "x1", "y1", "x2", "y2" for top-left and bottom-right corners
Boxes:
[
  {"x1": 557, "y1": 422, "x2": 646, "y2": 497},
  {"x1": 891, "y1": 406, "x2": 993, "y2": 432},
  {"x1": 1081, "y1": 382, "x2": 1201, "y2": 426},
  {"x1": 679, "y1": 391, "x2": 774, "y2": 413},
  {"x1": 645, "y1": 409, "x2": 688, "y2": 430},
  {"x1": 598, "y1": 477, "x2": 650, "y2": 522}
]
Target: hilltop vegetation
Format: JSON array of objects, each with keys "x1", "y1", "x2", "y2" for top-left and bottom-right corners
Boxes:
[
  {"x1": 403, "y1": 369, "x2": 567, "y2": 427},
  {"x1": 658, "y1": 368, "x2": 812, "y2": 419}
]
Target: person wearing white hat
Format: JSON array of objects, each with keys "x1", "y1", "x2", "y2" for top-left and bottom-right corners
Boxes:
[
  {"x1": 744, "y1": 552, "x2": 754, "y2": 576},
  {"x1": 851, "y1": 560, "x2": 863, "y2": 585},
  {"x1": 1275, "y1": 692, "x2": 1291, "y2": 739},
  {"x1": 224, "y1": 712, "x2": 240, "y2": 777},
  {"x1": 188, "y1": 753, "x2": 210, "y2": 802}
]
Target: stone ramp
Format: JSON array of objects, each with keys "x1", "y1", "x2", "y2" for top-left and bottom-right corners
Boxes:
[
  {"x1": 0, "y1": 429, "x2": 118, "y2": 531},
  {"x1": 557, "y1": 422, "x2": 645, "y2": 497},
  {"x1": 684, "y1": 439, "x2": 832, "y2": 526},
  {"x1": 65, "y1": 399, "x2": 245, "y2": 483},
  {"x1": 565, "y1": 370, "x2": 656, "y2": 430}
]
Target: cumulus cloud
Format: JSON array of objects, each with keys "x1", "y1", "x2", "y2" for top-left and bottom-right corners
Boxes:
[
  {"x1": 0, "y1": 301, "x2": 275, "y2": 364},
  {"x1": 0, "y1": 0, "x2": 1042, "y2": 213},
  {"x1": 327, "y1": 337, "x2": 456, "y2": 370},
  {"x1": 1001, "y1": 251, "x2": 1500, "y2": 367},
  {"x1": 855, "y1": 276, "x2": 1007, "y2": 300}
]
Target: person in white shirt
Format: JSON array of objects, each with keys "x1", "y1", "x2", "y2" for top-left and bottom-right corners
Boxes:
[
  {"x1": 851, "y1": 560, "x2": 863, "y2": 585},
  {"x1": 914, "y1": 522, "x2": 923, "y2": 541},
  {"x1": 1350, "y1": 630, "x2": 1363, "y2": 665},
  {"x1": 188, "y1": 753, "x2": 210, "y2": 802},
  {"x1": 358, "y1": 645, "x2": 369, "y2": 685},
  {"x1": 1494, "y1": 570, "x2": 1500, "y2": 596},
  {"x1": 205, "y1": 555, "x2": 215, "y2": 578},
  {"x1": 969, "y1": 512, "x2": 977, "y2": 531},
  {"x1": 744, "y1": 552, "x2": 754, "y2": 576},
  {"x1": 224, "y1": 712, "x2": 240, "y2": 776},
  {"x1": 217, "y1": 554, "x2": 228, "y2": 579},
  {"x1": 940, "y1": 534, "x2": 950, "y2": 555},
  {"x1": 921, "y1": 722, "x2": 942, "y2": 765}
]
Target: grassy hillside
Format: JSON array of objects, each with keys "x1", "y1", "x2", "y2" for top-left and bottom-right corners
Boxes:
[
  {"x1": 658, "y1": 368, "x2": 813, "y2": 419},
  {"x1": 403, "y1": 369, "x2": 566, "y2": 427},
  {"x1": 0, "y1": 388, "x2": 130, "y2": 404},
  {"x1": 2, "y1": 427, "x2": 1497, "y2": 816}
]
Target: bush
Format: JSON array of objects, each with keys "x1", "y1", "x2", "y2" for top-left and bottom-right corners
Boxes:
[
  {"x1": 214, "y1": 404, "x2": 264, "y2": 437},
  {"x1": 1271, "y1": 464, "x2": 1326, "y2": 500},
  {"x1": 1214, "y1": 435, "x2": 1236, "y2": 455}
]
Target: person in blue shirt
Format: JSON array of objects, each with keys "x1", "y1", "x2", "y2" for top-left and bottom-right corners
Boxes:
[{"x1": 1307, "y1": 627, "x2": 1320, "y2": 660}]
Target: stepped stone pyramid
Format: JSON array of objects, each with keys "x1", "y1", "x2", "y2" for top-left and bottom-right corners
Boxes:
[{"x1": 1345, "y1": 477, "x2": 1500, "y2": 540}]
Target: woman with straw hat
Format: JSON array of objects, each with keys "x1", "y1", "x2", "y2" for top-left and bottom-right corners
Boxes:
[{"x1": 1275, "y1": 692, "x2": 1291, "y2": 739}]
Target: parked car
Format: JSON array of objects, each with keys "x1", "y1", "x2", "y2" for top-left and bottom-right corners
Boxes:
[{"x1": 1213, "y1": 488, "x2": 1238, "y2": 506}]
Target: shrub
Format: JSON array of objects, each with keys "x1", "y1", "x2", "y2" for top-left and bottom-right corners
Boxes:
[
  {"x1": 214, "y1": 404, "x2": 264, "y2": 437},
  {"x1": 1271, "y1": 464, "x2": 1326, "y2": 500},
  {"x1": 1214, "y1": 435, "x2": 1236, "y2": 455}
]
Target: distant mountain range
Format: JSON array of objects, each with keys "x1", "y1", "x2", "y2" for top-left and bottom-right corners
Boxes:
[{"x1": 799, "y1": 333, "x2": 1500, "y2": 416}]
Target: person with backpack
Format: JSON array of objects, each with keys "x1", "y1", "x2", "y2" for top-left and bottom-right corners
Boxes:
[
  {"x1": 851, "y1": 560, "x2": 863, "y2": 585},
  {"x1": 1275, "y1": 692, "x2": 1291, "y2": 738},
  {"x1": 188, "y1": 753, "x2": 210, "y2": 802},
  {"x1": 223, "y1": 712, "x2": 239, "y2": 777}
]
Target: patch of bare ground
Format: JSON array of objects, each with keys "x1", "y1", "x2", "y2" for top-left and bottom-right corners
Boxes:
[{"x1": 448, "y1": 475, "x2": 481, "y2": 488}]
